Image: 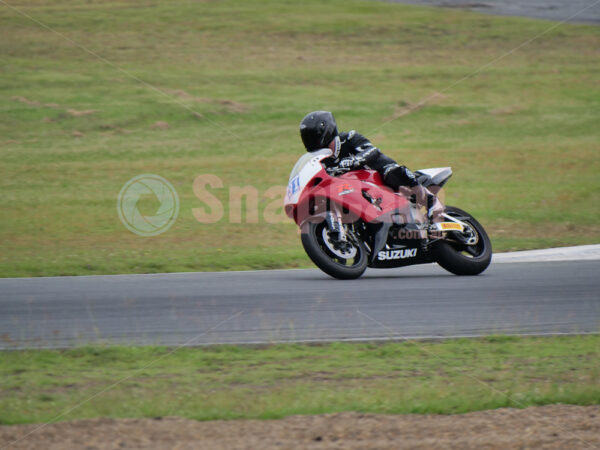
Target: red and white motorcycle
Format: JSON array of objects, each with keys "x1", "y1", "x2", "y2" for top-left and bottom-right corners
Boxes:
[{"x1": 284, "y1": 148, "x2": 492, "y2": 279}]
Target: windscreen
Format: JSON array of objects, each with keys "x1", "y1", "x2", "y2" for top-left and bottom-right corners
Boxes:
[{"x1": 288, "y1": 148, "x2": 332, "y2": 182}]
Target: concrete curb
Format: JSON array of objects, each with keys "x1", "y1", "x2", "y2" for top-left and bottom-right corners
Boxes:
[{"x1": 493, "y1": 244, "x2": 600, "y2": 263}]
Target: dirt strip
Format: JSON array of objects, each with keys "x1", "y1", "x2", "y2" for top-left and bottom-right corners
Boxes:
[{"x1": 1, "y1": 405, "x2": 598, "y2": 449}]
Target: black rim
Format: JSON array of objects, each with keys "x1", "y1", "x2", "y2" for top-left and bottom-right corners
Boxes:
[
  {"x1": 444, "y1": 213, "x2": 487, "y2": 259},
  {"x1": 315, "y1": 222, "x2": 364, "y2": 267}
]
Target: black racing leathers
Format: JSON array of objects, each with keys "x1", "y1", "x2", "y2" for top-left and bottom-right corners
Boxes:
[
  {"x1": 332, "y1": 130, "x2": 419, "y2": 189},
  {"x1": 329, "y1": 130, "x2": 444, "y2": 220}
]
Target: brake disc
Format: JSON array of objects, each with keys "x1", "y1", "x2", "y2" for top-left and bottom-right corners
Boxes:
[{"x1": 321, "y1": 227, "x2": 357, "y2": 259}]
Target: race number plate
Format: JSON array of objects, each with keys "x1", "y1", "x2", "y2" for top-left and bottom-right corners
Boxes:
[{"x1": 438, "y1": 222, "x2": 464, "y2": 231}]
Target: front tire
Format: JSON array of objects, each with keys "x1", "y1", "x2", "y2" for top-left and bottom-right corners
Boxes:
[
  {"x1": 301, "y1": 220, "x2": 368, "y2": 280},
  {"x1": 435, "y1": 206, "x2": 492, "y2": 276}
]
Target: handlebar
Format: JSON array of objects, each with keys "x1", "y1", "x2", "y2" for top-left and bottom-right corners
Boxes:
[{"x1": 326, "y1": 166, "x2": 352, "y2": 176}]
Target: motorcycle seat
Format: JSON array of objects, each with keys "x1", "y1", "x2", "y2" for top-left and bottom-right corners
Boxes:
[{"x1": 415, "y1": 167, "x2": 453, "y2": 187}]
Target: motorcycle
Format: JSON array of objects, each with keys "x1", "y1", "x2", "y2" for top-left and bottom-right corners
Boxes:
[{"x1": 284, "y1": 148, "x2": 492, "y2": 279}]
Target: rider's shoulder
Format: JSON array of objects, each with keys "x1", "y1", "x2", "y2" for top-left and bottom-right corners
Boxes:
[
  {"x1": 350, "y1": 130, "x2": 371, "y2": 146},
  {"x1": 340, "y1": 130, "x2": 365, "y2": 143},
  {"x1": 339, "y1": 130, "x2": 353, "y2": 142}
]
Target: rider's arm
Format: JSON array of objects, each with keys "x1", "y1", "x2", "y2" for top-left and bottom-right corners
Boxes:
[
  {"x1": 353, "y1": 143, "x2": 381, "y2": 167},
  {"x1": 347, "y1": 132, "x2": 381, "y2": 167}
]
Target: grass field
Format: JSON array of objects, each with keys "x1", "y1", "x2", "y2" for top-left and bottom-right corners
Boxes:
[
  {"x1": 0, "y1": 335, "x2": 598, "y2": 424},
  {"x1": 1, "y1": 0, "x2": 599, "y2": 277}
]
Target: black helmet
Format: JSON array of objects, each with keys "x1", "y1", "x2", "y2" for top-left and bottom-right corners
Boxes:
[{"x1": 299, "y1": 111, "x2": 338, "y2": 152}]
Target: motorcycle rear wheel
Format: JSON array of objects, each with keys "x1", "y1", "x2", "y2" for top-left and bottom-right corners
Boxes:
[
  {"x1": 435, "y1": 206, "x2": 492, "y2": 276},
  {"x1": 301, "y1": 220, "x2": 368, "y2": 280}
]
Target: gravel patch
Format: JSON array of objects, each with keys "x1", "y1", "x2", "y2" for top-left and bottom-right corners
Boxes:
[{"x1": 1, "y1": 405, "x2": 599, "y2": 449}]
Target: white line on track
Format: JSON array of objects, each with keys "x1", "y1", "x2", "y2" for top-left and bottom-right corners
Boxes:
[{"x1": 492, "y1": 244, "x2": 600, "y2": 263}]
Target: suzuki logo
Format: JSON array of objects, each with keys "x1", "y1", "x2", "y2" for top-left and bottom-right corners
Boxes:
[{"x1": 377, "y1": 248, "x2": 418, "y2": 261}]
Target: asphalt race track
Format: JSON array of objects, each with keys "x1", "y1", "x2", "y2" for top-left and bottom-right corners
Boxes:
[
  {"x1": 1, "y1": 257, "x2": 599, "y2": 349},
  {"x1": 381, "y1": 0, "x2": 600, "y2": 24}
]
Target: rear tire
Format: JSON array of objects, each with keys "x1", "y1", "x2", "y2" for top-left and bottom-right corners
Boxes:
[
  {"x1": 435, "y1": 206, "x2": 492, "y2": 276},
  {"x1": 301, "y1": 220, "x2": 368, "y2": 280}
]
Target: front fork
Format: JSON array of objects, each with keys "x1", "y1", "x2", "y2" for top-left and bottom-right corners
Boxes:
[{"x1": 325, "y1": 204, "x2": 347, "y2": 242}]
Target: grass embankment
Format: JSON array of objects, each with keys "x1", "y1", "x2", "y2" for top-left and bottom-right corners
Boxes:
[
  {"x1": 1, "y1": 0, "x2": 599, "y2": 276},
  {"x1": 0, "y1": 335, "x2": 598, "y2": 424}
]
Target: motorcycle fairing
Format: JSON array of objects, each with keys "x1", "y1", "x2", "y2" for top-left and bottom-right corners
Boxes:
[
  {"x1": 285, "y1": 151, "x2": 438, "y2": 268},
  {"x1": 288, "y1": 163, "x2": 413, "y2": 228}
]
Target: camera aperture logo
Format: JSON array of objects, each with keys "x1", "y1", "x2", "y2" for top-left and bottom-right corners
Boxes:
[{"x1": 117, "y1": 174, "x2": 179, "y2": 236}]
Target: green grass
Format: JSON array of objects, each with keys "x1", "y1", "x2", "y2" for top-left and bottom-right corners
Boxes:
[
  {"x1": 1, "y1": 0, "x2": 599, "y2": 276},
  {"x1": 0, "y1": 335, "x2": 598, "y2": 424}
]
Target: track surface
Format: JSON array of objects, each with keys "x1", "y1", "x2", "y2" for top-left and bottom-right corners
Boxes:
[
  {"x1": 381, "y1": 0, "x2": 600, "y2": 24},
  {"x1": 1, "y1": 260, "x2": 599, "y2": 349}
]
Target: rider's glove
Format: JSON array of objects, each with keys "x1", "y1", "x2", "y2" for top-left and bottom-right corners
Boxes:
[{"x1": 338, "y1": 156, "x2": 360, "y2": 170}]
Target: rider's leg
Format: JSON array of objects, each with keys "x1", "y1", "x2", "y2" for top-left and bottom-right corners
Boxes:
[{"x1": 382, "y1": 164, "x2": 443, "y2": 221}]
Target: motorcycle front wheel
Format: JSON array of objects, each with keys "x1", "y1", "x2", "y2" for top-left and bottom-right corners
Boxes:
[
  {"x1": 434, "y1": 206, "x2": 492, "y2": 276},
  {"x1": 301, "y1": 220, "x2": 368, "y2": 280}
]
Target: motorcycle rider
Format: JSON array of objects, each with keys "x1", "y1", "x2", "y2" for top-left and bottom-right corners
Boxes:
[{"x1": 299, "y1": 110, "x2": 443, "y2": 220}]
